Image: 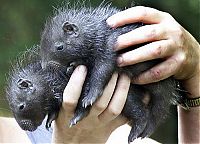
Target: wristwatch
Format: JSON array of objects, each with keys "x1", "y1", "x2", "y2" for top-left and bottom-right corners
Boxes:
[
  {"x1": 179, "y1": 96, "x2": 200, "y2": 110},
  {"x1": 176, "y1": 82, "x2": 200, "y2": 110}
]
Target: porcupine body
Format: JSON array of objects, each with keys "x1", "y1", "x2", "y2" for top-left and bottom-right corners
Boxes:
[{"x1": 40, "y1": 3, "x2": 182, "y2": 142}]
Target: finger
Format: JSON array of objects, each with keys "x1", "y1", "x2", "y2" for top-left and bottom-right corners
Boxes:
[
  {"x1": 132, "y1": 55, "x2": 182, "y2": 84},
  {"x1": 107, "y1": 6, "x2": 167, "y2": 27},
  {"x1": 90, "y1": 73, "x2": 119, "y2": 115},
  {"x1": 115, "y1": 24, "x2": 166, "y2": 50},
  {"x1": 98, "y1": 74, "x2": 130, "y2": 122},
  {"x1": 106, "y1": 115, "x2": 128, "y2": 131},
  {"x1": 117, "y1": 40, "x2": 174, "y2": 66},
  {"x1": 62, "y1": 65, "x2": 87, "y2": 113}
]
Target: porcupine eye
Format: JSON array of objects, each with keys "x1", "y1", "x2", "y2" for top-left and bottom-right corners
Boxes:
[{"x1": 62, "y1": 21, "x2": 79, "y2": 35}]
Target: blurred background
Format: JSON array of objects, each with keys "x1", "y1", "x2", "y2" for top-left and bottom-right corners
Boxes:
[{"x1": 0, "y1": 0, "x2": 199, "y2": 143}]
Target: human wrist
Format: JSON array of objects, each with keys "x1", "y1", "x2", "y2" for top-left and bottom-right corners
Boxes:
[
  {"x1": 182, "y1": 67, "x2": 200, "y2": 98},
  {"x1": 177, "y1": 55, "x2": 200, "y2": 110},
  {"x1": 182, "y1": 38, "x2": 200, "y2": 98}
]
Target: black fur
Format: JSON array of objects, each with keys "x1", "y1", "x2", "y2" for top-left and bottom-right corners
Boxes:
[
  {"x1": 6, "y1": 46, "x2": 70, "y2": 131},
  {"x1": 7, "y1": 45, "x2": 157, "y2": 143},
  {"x1": 40, "y1": 3, "x2": 181, "y2": 142}
]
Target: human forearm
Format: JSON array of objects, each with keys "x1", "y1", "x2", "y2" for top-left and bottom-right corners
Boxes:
[
  {"x1": 178, "y1": 40, "x2": 200, "y2": 143},
  {"x1": 0, "y1": 117, "x2": 31, "y2": 143},
  {"x1": 178, "y1": 106, "x2": 200, "y2": 143},
  {"x1": 178, "y1": 64, "x2": 200, "y2": 143}
]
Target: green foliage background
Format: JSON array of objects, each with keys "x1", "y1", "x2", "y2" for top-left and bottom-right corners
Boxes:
[{"x1": 0, "y1": 0, "x2": 199, "y2": 143}]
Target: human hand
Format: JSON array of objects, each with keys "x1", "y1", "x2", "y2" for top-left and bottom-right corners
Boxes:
[
  {"x1": 52, "y1": 65, "x2": 130, "y2": 143},
  {"x1": 107, "y1": 6, "x2": 200, "y2": 85},
  {"x1": 106, "y1": 7, "x2": 200, "y2": 143}
]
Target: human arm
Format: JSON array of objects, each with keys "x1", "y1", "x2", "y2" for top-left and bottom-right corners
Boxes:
[
  {"x1": 106, "y1": 6, "x2": 200, "y2": 143},
  {"x1": 178, "y1": 67, "x2": 200, "y2": 143},
  {"x1": 0, "y1": 117, "x2": 31, "y2": 143}
]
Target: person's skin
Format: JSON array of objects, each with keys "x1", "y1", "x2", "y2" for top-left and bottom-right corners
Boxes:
[
  {"x1": 0, "y1": 117, "x2": 31, "y2": 143},
  {"x1": 53, "y1": 6, "x2": 200, "y2": 144}
]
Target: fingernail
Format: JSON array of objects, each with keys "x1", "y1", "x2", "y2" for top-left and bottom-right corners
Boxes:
[
  {"x1": 117, "y1": 56, "x2": 123, "y2": 66},
  {"x1": 106, "y1": 17, "x2": 116, "y2": 27},
  {"x1": 115, "y1": 36, "x2": 123, "y2": 51},
  {"x1": 77, "y1": 65, "x2": 86, "y2": 73}
]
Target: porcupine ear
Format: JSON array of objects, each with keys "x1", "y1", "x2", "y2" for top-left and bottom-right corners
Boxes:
[
  {"x1": 7, "y1": 45, "x2": 40, "y2": 92},
  {"x1": 17, "y1": 78, "x2": 33, "y2": 89},
  {"x1": 62, "y1": 21, "x2": 79, "y2": 36}
]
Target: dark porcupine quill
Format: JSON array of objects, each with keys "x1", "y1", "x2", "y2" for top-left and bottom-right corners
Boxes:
[
  {"x1": 6, "y1": 45, "x2": 71, "y2": 131},
  {"x1": 40, "y1": 2, "x2": 184, "y2": 143}
]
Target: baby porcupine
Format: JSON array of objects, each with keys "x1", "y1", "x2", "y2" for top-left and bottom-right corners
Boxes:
[
  {"x1": 6, "y1": 45, "x2": 71, "y2": 131},
  {"x1": 6, "y1": 45, "x2": 158, "y2": 143},
  {"x1": 40, "y1": 3, "x2": 181, "y2": 142}
]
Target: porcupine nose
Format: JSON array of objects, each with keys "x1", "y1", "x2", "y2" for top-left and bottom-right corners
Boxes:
[{"x1": 18, "y1": 103, "x2": 26, "y2": 111}]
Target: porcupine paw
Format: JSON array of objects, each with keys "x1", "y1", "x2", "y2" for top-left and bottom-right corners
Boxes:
[
  {"x1": 66, "y1": 62, "x2": 78, "y2": 75},
  {"x1": 82, "y1": 95, "x2": 97, "y2": 108},
  {"x1": 69, "y1": 108, "x2": 89, "y2": 127},
  {"x1": 82, "y1": 90, "x2": 103, "y2": 108}
]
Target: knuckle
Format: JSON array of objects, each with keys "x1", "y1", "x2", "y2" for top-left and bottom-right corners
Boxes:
[
  {"x1": 138, "y1": 6, "x2": 148, "y2": 18},
  {"x1": 177, "y1": 41, "x2": 184, "y2": 50},
  {"x1": 176, "y1": 27, "x2": 184, "y2": 40},
  {"x1": 168, "y1": 56, "x2": 182, "y2": 74},
  {"x1": 172, "y1": 25, "x2": 184, "y2": 40},
  {"x1": 152, "y1": 45, "x2": 163, "y2": 57},
  {"x1": 94, "y1": 103, "x2": 107, "y2": 112},
  {"x1": 149, "y1": 68, "x2": 162, "y2": 80},
  {"x1": 146, "y1": 28, "x2": 157, "y2": 39},
  {"x1": 177, "y1": 53, "x2": 187, "y2": 65},
  {"x1": 168, "y1": 57, "x2": 179, "y2": 71},
  {"x1": 108, "y1": 107, "x2": 121, "y2": 117},
  {"x1": 63, "y1": 99, "x2": 77, "y2": 109},
  {"x1": 170, "y1": 25, "x2": 185, "y2": 50}
]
